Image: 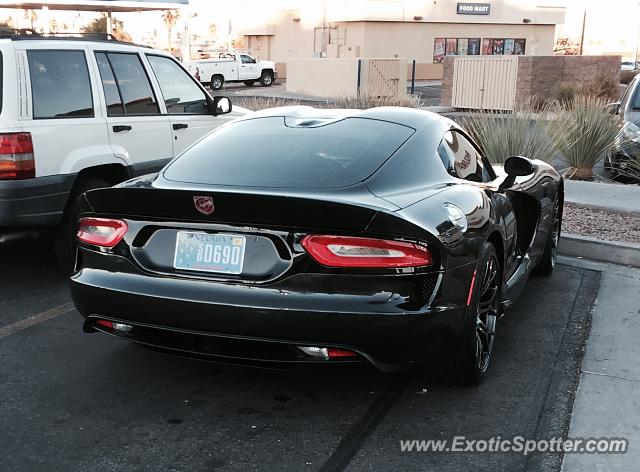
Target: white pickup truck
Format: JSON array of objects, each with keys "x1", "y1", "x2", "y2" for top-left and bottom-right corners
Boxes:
[{"x1": 187, "y1": 53, "x2": 276, "y2": 90}]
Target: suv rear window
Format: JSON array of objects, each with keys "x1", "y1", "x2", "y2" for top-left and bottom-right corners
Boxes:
[
  {"x1": 163, "y1": 117, "x2": 414, "y2": 188},
  {"x1": 27, "y1": 50, "x2": 94, "y2": 119}
]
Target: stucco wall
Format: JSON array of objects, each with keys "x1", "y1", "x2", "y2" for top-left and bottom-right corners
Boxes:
[
  {"x1": 286, "y1": 58, "x2": 359, "y2": 98},
  {"x1": 249, "y1": 19, "x2": 557, "y2": 81},
  {"x1": 355, "y1": 22, "x2": 556, "y2": 61}
]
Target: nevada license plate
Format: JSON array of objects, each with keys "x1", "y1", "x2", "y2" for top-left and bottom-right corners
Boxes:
[{"x1": 173, "y1": 232, "x2": 246, "y2": 274}]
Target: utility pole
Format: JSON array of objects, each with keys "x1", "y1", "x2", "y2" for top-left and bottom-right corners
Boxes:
[{"x1": 579, "y1": 8, "x2": 586, "y2": 55}]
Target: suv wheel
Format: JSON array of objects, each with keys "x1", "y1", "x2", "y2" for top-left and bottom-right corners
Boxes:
[{"x1": 54, "y1": 176, "x2": 110, "y2": 274}]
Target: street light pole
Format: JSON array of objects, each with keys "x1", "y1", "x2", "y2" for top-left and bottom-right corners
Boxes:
[{"x1": 579, "y1": 8, "x2": 586, "y2": 55}]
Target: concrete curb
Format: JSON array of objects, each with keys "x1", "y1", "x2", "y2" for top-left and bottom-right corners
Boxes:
[{"x1": 559, "y1": 233, "x2": 640, "y2": 268}]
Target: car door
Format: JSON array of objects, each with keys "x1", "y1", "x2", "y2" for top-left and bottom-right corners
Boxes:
[
  {"x1": 22, "y1": 47, "x2": 112, "y2": 179},
  {"x1": 238, "y1": 54, "x2": 259, "y2": 80},
  {"x1": 93, "y1": 50, "x2": 173, "y2": 176},
  {"x1": 438, "y1": 130, "x2": 521, "y2": 280},
  {"x1": 145, "y1": 53, "x2": 237, "y2": 156}
]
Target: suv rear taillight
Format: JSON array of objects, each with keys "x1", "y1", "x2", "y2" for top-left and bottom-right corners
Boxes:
[
  {"x1": 77, "y1": 218, "x2": 128, "y2": 248},
  {"x1": 0, "y1": 133, "x2": 35, "y2": 180},
  {"x1": 301, "y1": 235, "x2": 432, "y2": 268}
]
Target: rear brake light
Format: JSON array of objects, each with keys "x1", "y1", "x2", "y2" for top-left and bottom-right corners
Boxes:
[
  {"x1": 0, "y1": 133, "x2": 35, "y2": 180},
  {"x1": 327, "y1": 348, "x2": 358, "y2": 358},
  {"x1": 301, "y1": 235, "x2": 432, "y2": 268},
  {"x1": 77, "y1": 218, "x2": 128, "y2": 248}
]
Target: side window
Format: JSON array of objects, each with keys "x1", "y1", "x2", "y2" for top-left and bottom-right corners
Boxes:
[
  {"x1": 438, "y1": 131, "x2": 490, "y2": 183},
  {"x1": 95, "y1": 52, "x2": 124, "y2": 115},
  {"x1": 27, "y1": 50, "x2": 93, "y2": 119},
  {"x1": 103, "y1": 52, "x2": 160, "y2": 115},
  {"x1": 146, "y1": 55, "x2": 208, "y2": 115},
  {"x1": 240, "y1": 54, "x2": 255, "y2": 64}
]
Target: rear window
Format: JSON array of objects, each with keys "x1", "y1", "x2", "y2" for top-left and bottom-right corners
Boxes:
[{"x1": 163, "y1": 117, "x2": 414, "y2": 188}]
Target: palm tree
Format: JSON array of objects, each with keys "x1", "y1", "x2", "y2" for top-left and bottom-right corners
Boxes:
[{"x1": 162, "y1": 10, "x2": 180, "y2": 52}]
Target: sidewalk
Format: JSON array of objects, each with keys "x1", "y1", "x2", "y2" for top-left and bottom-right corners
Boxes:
[
  {"x1": 559, "y1": 257, "x2": 640, "y2": 471},
  {"x1": 565, "y1": 180, "x2": 640, "y2": 213}
]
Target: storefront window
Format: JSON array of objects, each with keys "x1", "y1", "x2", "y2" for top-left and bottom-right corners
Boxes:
[
  {"x1": 481, "y1": 38, "x2": 526, "y2": 56},
  {"x1": 434, "y1": 37, "x2": 481, "y2": 62}
]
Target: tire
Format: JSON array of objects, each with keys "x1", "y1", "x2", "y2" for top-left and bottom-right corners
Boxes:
[
  {"x1": 210, "y1": 75, "x2": 224, "y2": 90},
  {"x1": 243, "y1": 80, "x2": 256, "y2": 87},
  {"x1": 259, "y1": 71, "x2": 274, "y2": 87},
  {"x1": 533, "y1": 196, "x2": 562, "y2": 276},
  {"x1": 53, "y1": 176, "x2": 110, "y2": 274},
  {"x1": 428, "y1": 242, "x2": 501, "y2": 386}
]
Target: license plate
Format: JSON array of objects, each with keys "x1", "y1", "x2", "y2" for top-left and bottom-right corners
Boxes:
[{"x1": 173, "y1": 232, "x2": 246, "y2": 274}]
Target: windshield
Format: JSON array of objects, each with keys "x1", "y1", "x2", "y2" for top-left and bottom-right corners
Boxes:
[{"x1": 163, "y1": 116, "x2": 415, "y2": 189}]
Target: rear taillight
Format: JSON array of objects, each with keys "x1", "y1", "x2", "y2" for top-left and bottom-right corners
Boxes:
[
  {"x1": 0, "y1": 133, "x2": 35, "y2": 180},
  {"x1": 77, "y1": 218, "x2": 128, "y2": 248},
  {"x1": 301, "y1": 235, "x2": 432, "y2": 268}
]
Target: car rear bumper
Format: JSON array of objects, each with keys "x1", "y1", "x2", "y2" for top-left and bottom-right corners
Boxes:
[
  {"x1": 0, "y1": 173, "x2": 76, "y2": 227},
  {"x1": 71, "y1": 251, "x2": 474, "y2": 372}
]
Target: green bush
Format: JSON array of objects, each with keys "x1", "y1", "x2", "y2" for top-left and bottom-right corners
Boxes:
[
  {"x1": 232, "y1": 94, "x2": 423, "y2": 112},
  {"x1": 559, "y1": 95, "x2": 623, "y2": 180},
  {"x1": 582, "y1": 73, "x2": 621, "y2": 102},
  {"x1": 459, "y1": 103, "x2": 567, "y2": 164},
  {"x1": 329, "y1": 94, "x2": 424, "y2": 109}
]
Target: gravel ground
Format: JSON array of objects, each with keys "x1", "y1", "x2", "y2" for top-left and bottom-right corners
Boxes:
[{"x1": 563, "y1": 202, "x2": 640, "y2": 243}]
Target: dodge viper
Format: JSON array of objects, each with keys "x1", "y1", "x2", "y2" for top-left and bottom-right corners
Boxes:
[{"x1": 70, "y1": 106, "x2": 563, "y2": 385}]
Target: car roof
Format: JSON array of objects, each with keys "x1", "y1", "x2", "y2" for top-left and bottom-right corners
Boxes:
[
  {"x1": 236, "y1": 105, "x2": 457, "y2": 131},
  {"x1": 0, "y1": 36, "x2": 152, "y2": 50}
]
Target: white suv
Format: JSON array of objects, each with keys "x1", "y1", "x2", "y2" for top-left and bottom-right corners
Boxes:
[{"x1": 0, "y1": 35, "x2": 244, "y2": 268}]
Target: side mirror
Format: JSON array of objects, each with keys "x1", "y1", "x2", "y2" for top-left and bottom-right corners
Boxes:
[
  {"x1": 209, "y1": 96, "x2": 232, "y2": 116},
  {"x1": 605, "y1": 102, "x2": 621, "y2": 115},
  {"x1": 499, "y1": 156, "x2": 536, "y2": 192},
  {"x1": 504, "y1": 155, "x2": 536, "y2": 177}
]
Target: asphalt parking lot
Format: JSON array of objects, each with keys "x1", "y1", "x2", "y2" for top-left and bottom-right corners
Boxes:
[{"x1": 1, "y1": 239, "x2": 599, "y2": 472}]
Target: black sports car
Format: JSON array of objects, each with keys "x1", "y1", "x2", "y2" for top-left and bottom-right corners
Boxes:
[{"x1": 70, "y1": 106, "x2": 563, "y2": 385}]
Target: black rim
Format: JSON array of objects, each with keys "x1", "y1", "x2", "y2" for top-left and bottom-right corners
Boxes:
[{"x1": 476, "y1": 255, "x2": 499, "y2": 373}]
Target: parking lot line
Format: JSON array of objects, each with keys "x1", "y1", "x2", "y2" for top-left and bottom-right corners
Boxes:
[{"x1": 0, "y1": 302, "x2": 75, "y2": 339}]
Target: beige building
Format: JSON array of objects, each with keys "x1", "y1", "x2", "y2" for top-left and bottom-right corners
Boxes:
[{"x1": 241, "y1": 0, "x2": 566, "y2": 79}]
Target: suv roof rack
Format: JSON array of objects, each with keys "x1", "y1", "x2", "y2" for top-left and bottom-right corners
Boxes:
[{"x1": 0, "y1": 29, "x2": 151, "y2": 48}]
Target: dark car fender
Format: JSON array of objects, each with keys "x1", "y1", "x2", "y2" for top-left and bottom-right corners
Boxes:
[{"x1": 368, "y1": 183, "x2": 508, "y2": 273}]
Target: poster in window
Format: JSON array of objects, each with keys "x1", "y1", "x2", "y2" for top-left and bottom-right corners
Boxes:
[
  {"x1": 433, "y1": 38, "x2": 445, "y2": 63},
  {"x1": 446, "y1": 38, "x2": 458, "y2": 55},
  {"x1": 482, "y1": 38, "x2": 493, "y2": 55},
  {"x1": 504, "y1": 39, "x2": 514, "y2": 55},
  {"x1": 458, "y1": 38, "x2": 469, "y2": 56},
  {"x1": 514, "y1": 39, "x2": 526, "y2": 55},
  {"x1": 492, "y1": 39, "x2": 504, "y2": 55},
  {"x1": 468, "y1": 38, "x2": 481, "y2": 55}
]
